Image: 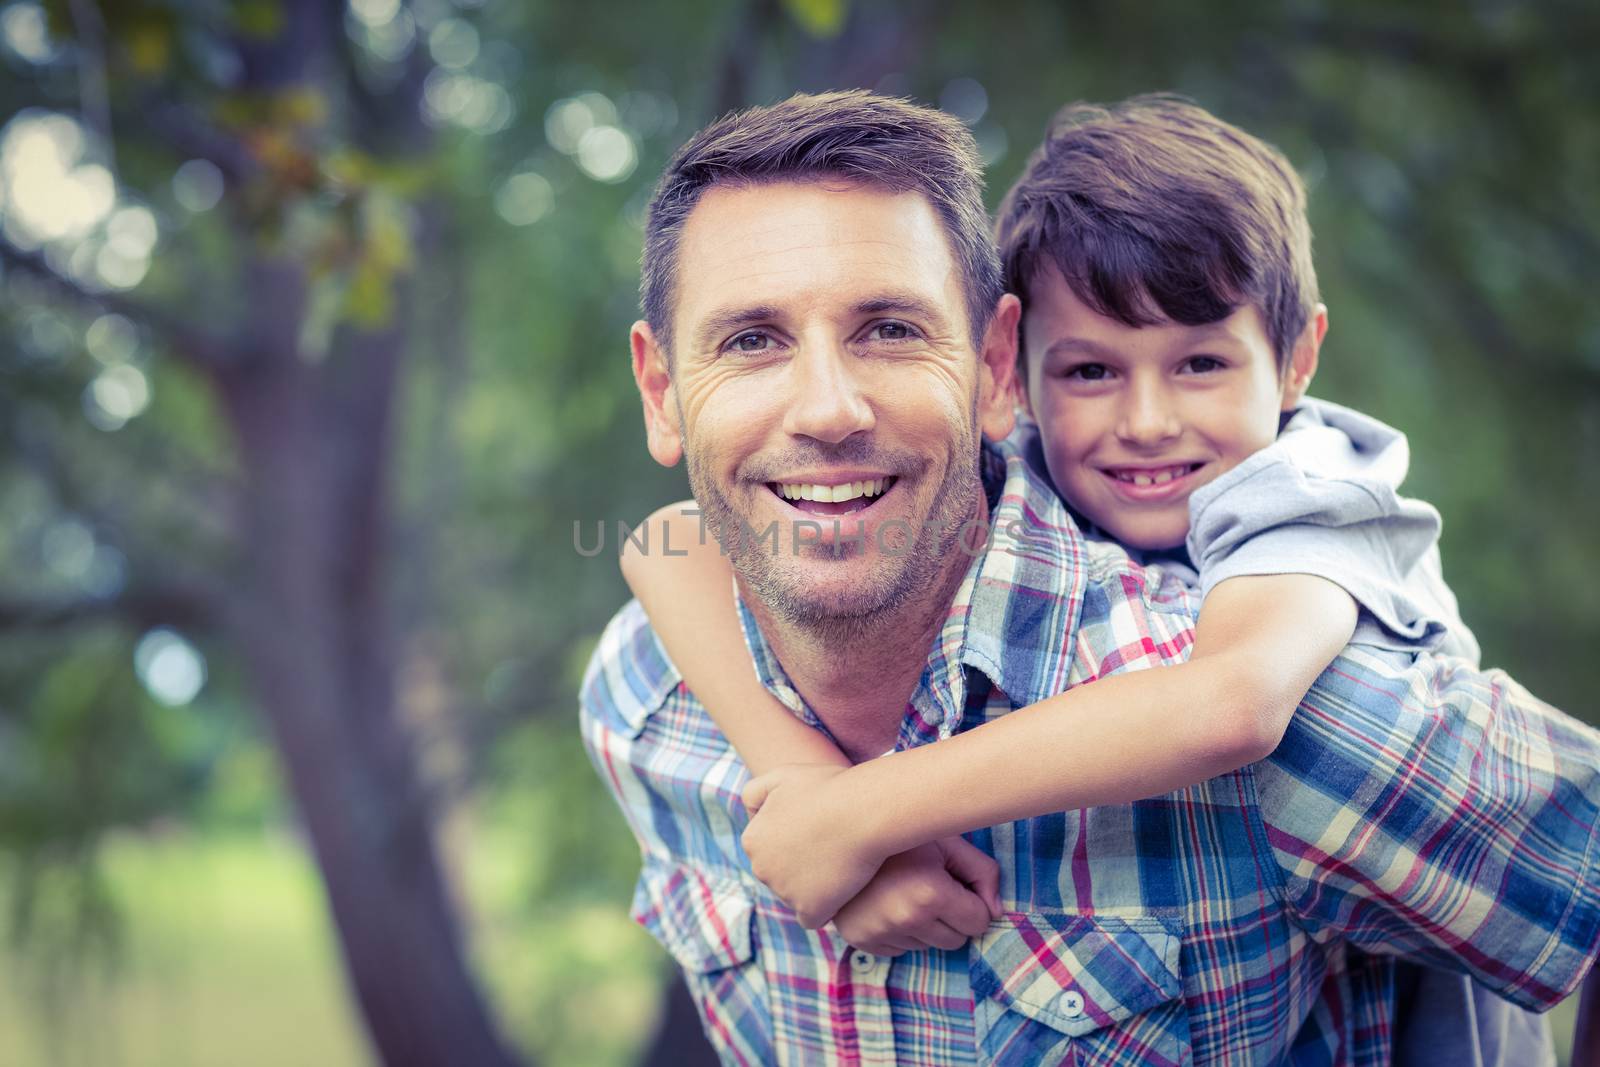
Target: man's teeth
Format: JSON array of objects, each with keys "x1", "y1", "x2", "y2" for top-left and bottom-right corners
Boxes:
[
  {"x1": 777, "y1": 478, "x2": 888, "y2": 503},
  {"x1": 1114, "y1": 465, "x2": 1194, "y2": 487}
]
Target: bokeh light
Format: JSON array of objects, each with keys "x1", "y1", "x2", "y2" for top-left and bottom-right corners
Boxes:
[
  {"x1": 173, "y1": 159, "x2": 225, "y2": 213},
  {"x1": 0, "y1": 113, "x2": 115, "y2": 246},
  {"x1": 0, "y1": 1, "x2": 53, "y2": 63},
  {"x1": 576, "y1": 126, "x2": 637, "y2": 184},
  {"x1": 544, "y1": 92, "x2": 618, "y2": 155},
  {"x1": 423, "y1": 70, "x2": 514, "y2": 133},
  {"x1": 495, "y1": 172, "x2": 555, "y2": 226},
  {"x1": 135, "y1": 628, "x2": 208, "y2": 707},
  {"x1": 86, "y1": 313, "x2": 140, "y2": 364},
  {"x1": 84, "y1": 364, "x2": 152, "y2": 430},
  {"x1": 429, "y1": 18, "x2": 480, "y2": 70},
  {"x1": 347, "y1": 0, "x2": 399, "y2": 27},
  {"x1": 940, "y1": 77, "x2": 989, "y2": 125}
]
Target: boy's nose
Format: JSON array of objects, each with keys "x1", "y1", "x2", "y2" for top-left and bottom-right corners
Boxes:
[
  {"x1": 1115, "y1": 384, "x2": 1182, "y2": 447},
  {"x1": 781, "y1": 343, "x2": 875, "y2": 444}
]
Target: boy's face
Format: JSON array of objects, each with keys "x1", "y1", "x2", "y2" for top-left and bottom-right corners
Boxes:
[{"x1": 1022, "y1": 264, "x2": 1321, "y2": 551}]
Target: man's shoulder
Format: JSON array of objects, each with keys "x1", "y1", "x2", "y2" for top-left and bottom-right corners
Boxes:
[{"x1": 579, "y1": 598, "x2": 684, "y2": 738}]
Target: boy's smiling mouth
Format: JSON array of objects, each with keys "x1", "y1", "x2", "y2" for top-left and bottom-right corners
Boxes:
[{"x1": 1099, "y1": 463, "x2": 1206, "y2": 501}]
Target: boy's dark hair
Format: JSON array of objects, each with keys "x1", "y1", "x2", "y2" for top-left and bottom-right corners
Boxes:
[
  {"x1": 641, "y1": 90, "x2": 1003, "y2": 356},
  {"x1": 995, "y1": 95, "x2": 1318, "y2": 371}
]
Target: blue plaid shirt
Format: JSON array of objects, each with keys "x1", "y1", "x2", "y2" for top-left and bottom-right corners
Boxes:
[{"x1": 581, "y1": 429, "x2": 1600, "y2": 1065}]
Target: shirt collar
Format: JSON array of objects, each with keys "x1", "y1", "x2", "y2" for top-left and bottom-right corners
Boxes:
[{"x1": 734, "y1": 421, "x2": 1088, "y2": 744}]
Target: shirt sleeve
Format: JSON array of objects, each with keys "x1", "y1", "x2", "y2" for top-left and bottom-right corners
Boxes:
[
  {"x1": 1186, "y1": 439, "x2": 1451, "y2": 651},
  {"x1": 1252, "y1": 647, "x2": 1600, "y2": 1011}
]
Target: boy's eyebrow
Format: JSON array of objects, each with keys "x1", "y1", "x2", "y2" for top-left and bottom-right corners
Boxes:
[
  {"x1": 1039, "y1": 336, "x2": 1118, "y2": 361},
  {"x1": 1040, "y1": 324, "x2": 1251, "y2": 362},
  {"x1": 1181, "y1": 322, "x2": 1251, "y2": 347}
]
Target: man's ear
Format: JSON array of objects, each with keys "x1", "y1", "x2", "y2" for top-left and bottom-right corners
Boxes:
[
  {"x1": 1280, "y1": 304, "x2": 1328, "y2": 410},
  {"x1": 631, "y1": 320, "x2": 682, "y2": 467},
  {"x1": 977, "y1": 294, "x2": 1022, "y2": 442}
]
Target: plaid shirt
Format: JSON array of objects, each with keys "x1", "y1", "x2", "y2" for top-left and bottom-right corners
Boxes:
[{"x1": 580, "y1": 429, "x2": 1600, "y2": 1066}]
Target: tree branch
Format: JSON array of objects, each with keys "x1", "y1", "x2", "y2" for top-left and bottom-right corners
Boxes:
[
  {"x1": 0, "y1": 237, "x2": 230, "y2": 372},
  {"x1": 0, "y1": 581, "x2": 220, "y2": 633},
  {"x1": 134, "y1": 98, "x2": 264, "y2": 187},
  {"x1": 66, "y1": 0, "x2": 114, "y2": 172}
]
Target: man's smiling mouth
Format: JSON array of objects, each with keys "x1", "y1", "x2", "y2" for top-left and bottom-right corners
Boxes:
[{"x1": 769, "y1": 477, "x2": 896, "y2": 515}]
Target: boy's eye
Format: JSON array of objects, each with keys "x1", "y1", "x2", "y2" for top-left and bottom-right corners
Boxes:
[
  {"x1": 1063, "y1": 362, "x2": 1111, "y2": 381},
  {"x1": 1182, "y1": 355, "x2": 1226, "y2": 374}
]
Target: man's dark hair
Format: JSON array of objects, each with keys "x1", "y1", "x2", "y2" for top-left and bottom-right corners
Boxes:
[
  {"x1": 995, "y1": 95, "x2": 1318, "y2": 371},
  {"x1": 641, "y1": 90, "x2": 1003, "y2": 355}
]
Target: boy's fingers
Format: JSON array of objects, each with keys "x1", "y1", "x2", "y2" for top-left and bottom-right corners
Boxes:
[
  {"x1": 941, "y1": 837, "x2": 1003, "y2": 919},
  {"x1": 973, "y1": 863, "x2": 1002, "y2": 919},
  {"x1": 918, "y1": 919, "x2": 967, "y2": 952},
  {"x1": 857, "y1": 942, "x2": 906, "y2": 959},
  {"x1": 862, "y1": 934, "x2": 919, "y2": 957},
  {"x1": 741, "y1": 775, "x2": 773, "y2": 814},
  {"x1": 939, "y1": 883, "x2": 993, "y2": 939}
]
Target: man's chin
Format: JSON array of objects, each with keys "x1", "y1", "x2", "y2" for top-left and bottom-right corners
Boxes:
[{"x1": 744, "y1": 562, "x2": 913, "y2": 628}]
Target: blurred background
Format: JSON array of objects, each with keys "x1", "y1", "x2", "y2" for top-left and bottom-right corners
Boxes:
[{"x1": 0, "y1": 1, "x2": 1595, "y2": 1064}]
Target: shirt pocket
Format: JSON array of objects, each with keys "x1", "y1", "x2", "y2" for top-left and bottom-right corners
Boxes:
[
  {"x1": 970, "y1": 912, "x2": 1191, "y2": 1067},
  {"x1": 632, "y1": 859, "x2": 769, "y2": 1064}
]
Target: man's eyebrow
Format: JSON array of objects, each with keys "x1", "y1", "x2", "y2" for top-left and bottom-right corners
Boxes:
[
  {"x1": 691, "y1": 304, "x2": 782, "y2": 352},
  {"x1": 851, "y1": 293, "x2": 951, "y2": 326},
  {"x1": 691, "y1": 294, "x2": 954, "y2": 352}
]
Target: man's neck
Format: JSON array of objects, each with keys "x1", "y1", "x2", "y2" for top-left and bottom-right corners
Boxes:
[{"x1": 743, "y1": 498, "x2": 988, "y2": 764}]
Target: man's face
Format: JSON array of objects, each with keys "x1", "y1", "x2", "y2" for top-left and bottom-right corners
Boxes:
[
  {"x1": 633, "y1": 181, "x2": 1017, "y2": 626},
  {"x1": 1023, "y1": 264, "x2": 1318, "y2": 551}
]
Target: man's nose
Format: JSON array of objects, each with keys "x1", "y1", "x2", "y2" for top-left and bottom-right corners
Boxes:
[
  {"x1": 1115, "y1": 379, "x2": 1182, "y2": 447},
  {"x1": 781, "y1": 343, "x2": 875, "y2": 443}
]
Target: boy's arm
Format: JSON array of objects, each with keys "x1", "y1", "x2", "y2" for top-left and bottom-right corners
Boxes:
[
  {"x1": 620, "y1": 501, "x2": 847, "y2": 775},
  {"x1": 624, "y1": 502, "x2": 1000, "y2": 942},
  {"x1": 741, "y1": 573, "x2": 1358, "y2": 909}
]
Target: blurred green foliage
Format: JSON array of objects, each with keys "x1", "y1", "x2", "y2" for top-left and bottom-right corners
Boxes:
[{"x1": 0, "y1": 0, "x2": 1596, "y2": 1063}]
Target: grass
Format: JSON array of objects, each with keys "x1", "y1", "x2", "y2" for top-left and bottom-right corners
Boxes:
[
  {"x1": 0, "y1": 825, "x2": 668, "y2": 1067},
  {"x1": 0, "y1": 830, "x2": 369, "y2": 1067}
]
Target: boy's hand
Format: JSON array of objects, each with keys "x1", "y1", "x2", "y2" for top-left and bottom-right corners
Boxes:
[
  {"x1": 741, "y1": 763, "x2": 877, "y2": 927},
  {"x1": 832, "y1": 837, "x2": 1001, "y2": 957}
]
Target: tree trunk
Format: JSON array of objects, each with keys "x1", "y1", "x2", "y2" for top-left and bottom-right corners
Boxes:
[{"x1": 214, "y1": 258, "x2": 524, "y2": 1067}]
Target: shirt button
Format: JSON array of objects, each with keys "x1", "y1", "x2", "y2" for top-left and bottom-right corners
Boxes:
[
  {"x1": 850, "y1": 950, "x2": 877, "y2": 973},
  {"x1": 1060, "y1": 989, "x2": 1084, "y2": 1017}
]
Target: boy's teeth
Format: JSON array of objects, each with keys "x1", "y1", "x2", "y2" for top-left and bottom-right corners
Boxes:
[
  {"x1": 1118, "y1": 465, "x2": 1190, "y2": 487},
  {"x1": 777, "y1": 478, "x2": 887, "y2": 503}
]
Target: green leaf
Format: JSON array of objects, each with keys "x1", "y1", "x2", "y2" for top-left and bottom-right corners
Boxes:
[
  {"x1": 783, "y1": 0, "x2": 848, "y2": 38},
  {"x1": 232, "y1": 0, "x2": 284, "y2": 39}
]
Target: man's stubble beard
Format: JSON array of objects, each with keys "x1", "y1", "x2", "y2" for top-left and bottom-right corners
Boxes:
[{"x1": 683, "y1": 424, "x2": 984, "y2": 643}]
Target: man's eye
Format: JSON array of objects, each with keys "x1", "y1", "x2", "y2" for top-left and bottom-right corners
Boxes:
[
  {"x1": 866, "y1": 321, "x2": 915, "y2": 342},
  {"x1": 1182, "y1": 355, "x2": 1225, "y2": 374},
  {"x1": 728, "y1": 331, "x2": 773, "y2": 353}
]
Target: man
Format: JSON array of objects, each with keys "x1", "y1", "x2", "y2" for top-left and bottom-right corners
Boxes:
[{"x1": 581, "y1": 91, "x2": 1600, "y2": 1064}]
